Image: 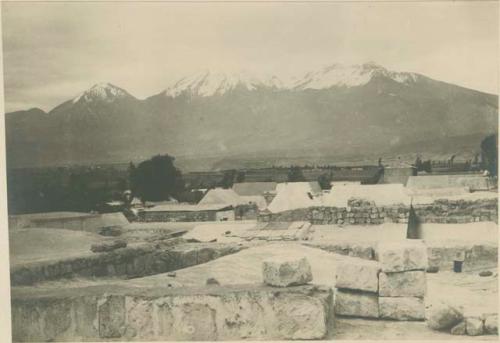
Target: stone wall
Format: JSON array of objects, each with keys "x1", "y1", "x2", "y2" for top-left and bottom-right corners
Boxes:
[
  {"x1": 259, "y1": 198, "x2": 498, "y2": 225},
  {"x1": 304, "y1": 241, "x2": 497, "y2": 272},
  {"x1": 139, "y1": 210, "x2": 220, "y2": 222},
  {"x1": 9, "y1": 212, "x2": 129, "y2": 232},
  {"x1": 11, "y1": 242, "x2": 245, "y2": 286},
  {"x1": 11, "y1": 284, "x2": 333, "y2": 342}
]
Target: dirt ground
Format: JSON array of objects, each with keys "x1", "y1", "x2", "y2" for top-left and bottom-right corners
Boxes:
[{"x1": 8, "y1": 228, "x2": 113, "y2": 266}]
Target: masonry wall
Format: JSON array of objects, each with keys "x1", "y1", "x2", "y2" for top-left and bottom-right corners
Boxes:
[
  {"x1": 140, "y1": 210, "x2": 220, "y2": 222},
  {"x1": 11, "y1": 242, "x2": 245, "y2": 286},
  {"x1": 11, "y1": 284, "x2": 333, "y2": 342},
  {"x1": 258, "y1": 198, "x2": 498, "y2": 225}
]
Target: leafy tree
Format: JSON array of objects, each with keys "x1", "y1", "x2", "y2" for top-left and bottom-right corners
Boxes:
[
  {"x1": 130, "y1": 154, "x2": 184, "y2": 201},
  {"x1": 481, "y1": 134, "x2": 498, "y2": 177},
  {"x1": 287, "y1": 165, "x2": 305, "y2": 182}
]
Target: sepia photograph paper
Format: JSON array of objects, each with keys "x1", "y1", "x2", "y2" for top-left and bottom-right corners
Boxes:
[{"x1": 0, "y1": 1, "x2": 498, "y2": 342}]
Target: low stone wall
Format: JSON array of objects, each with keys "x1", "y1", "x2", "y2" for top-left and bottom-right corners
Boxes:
[
  {"x1": 334, "y1": 241, "x2": 427, "y2": 321},
  {"x1": 139, "y1": 210, "x2": 220, "y2": 222},
  {"x1": 9, "y1": 212, "x2": 129, "y2": 232},
  {"x1": 11, "y1": 242, "x2": 245, "y2": 286},
  {"x1": 11, "y1": 284, "x2": 333, "y2": 342},
  {"x1": 304, "y1": 242, "x2": 497, "y2": 272},
  {"x1": 259, "y1": 198, "x2": 498, "y2": 225}
]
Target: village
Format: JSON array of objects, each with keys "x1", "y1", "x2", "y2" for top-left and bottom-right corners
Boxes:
[{"x1": 8, "y1": 157, "x2": 498, "y2": 341}]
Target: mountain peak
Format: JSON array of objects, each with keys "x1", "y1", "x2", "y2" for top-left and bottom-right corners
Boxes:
[
  {"x1": 164, "y1": 70, "x2": 283, "y2": 97},
  {"x1": 72, "y1": 83, "x2": 131, "y2": 104},
  {"x1": 294, "y1": 62, "x2": 420, "y2": 90}
]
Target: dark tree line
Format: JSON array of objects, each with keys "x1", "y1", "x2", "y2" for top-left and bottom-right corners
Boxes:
[{"x1": 128, "y1": 154, "x2": 184, "y2": 202}]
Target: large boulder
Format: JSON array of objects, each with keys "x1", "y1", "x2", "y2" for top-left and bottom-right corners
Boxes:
[
  {"x1": 335, "y1": 257, "x2": 380, "y2": 293},
  {"x1": 378, "y1": 271, "x2": 426, "y2": 297},
  {"x1": 465, "y1": 317, "x2": 484, "y2": 336},
  {"x1": 379, "y1": 297, "x2": 425, "y2": 321},
  {"x1": 334, "y1": 289, "x2": 379, "y2": 318},
  {"x1": 426, "y1": 301, "x2": 463, "y2": 330},
  {"x1": 377, "y1": 240, "x2": 428, "y2": 272},
  {"x1": 262, "y1": 256, "x2": 313, "y2": 287},
  {"x1": 484, "y1": 314, "x2": 498, "y2": 334}
]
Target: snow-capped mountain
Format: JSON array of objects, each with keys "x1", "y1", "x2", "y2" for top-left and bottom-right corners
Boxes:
[
  {"x1": 5, "y1": 62, "x2": 498, "y2": 168},
  {"x1": 162, "y1": 63, "x2": 422, "y2": 96},
  {"x1": 164, "y1": 70, "x2": 284, "y2": 97},
  {"x1": 293, "y1": 62, "x2": 420, "y2": 90},
  {"x1": 72, "y1": 83, "x2": 132, "y2": 104}
]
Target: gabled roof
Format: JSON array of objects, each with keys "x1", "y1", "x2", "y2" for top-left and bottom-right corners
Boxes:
[
  {"x1": 322, "y1": 184, "x2": 410, "y2": 207},
  {"x1": 267, "y1": 182, "x2": 322, "y2": 213},
  {"x1": 199, "y1": 188, "x2": 268, "y2": 210},
  {"x1": 232, "y1": 182, "x2": 277, "y2": 196}
]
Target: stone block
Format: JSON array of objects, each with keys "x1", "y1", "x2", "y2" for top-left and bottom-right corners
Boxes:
[
  {"x1": 466, "y1": 317, "x2": 484, "y2": 336},
  {"x1": 379, "y1": 296, "x2": 425, "y2": 321},
  {"x1": 378, "y1": 240, "x2": 428, "y2": 272},
  {"x1": 334, "y1": 289, "x2": 379, "y2": 318},
  {"x1": 426, "y1": 301, "x2": 463, "y2": 330},
  {"x1": 335, "y1": 257, "x2": 380, "y2": 293},
  {"x1": 484, "y1": 314, "x2": 498, "y2": 334},
  {"x1": 263, "y1": 256, "x2": 313, "y2": 287},
  {"x1": 98, "y1": 295, "x2": 126, "y2": 338},
  {"x1": 378, "y1": 271, "x2": 426, "y2": 297}
]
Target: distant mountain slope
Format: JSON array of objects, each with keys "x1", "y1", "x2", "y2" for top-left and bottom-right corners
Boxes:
[{"x1": 5, "y1": 63, "x2": 498, "y2": 169}]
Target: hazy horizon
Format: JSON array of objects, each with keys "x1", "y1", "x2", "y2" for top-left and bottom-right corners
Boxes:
[{"x1": 2, "y1": 1, "x2": 498, "y2": 112}]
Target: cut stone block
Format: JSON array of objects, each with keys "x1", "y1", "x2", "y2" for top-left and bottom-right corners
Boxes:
[
  {"x1": 426, "y1": 301, "x2": 463, "y2": 330},
  {"x1": 262, "y1": 256, "x2": 312, "y2": 287},
  {"x1": 378, "y1": 271, "x2": 426, "y2": 297},
  {"x1": 378, "y1": 240, "x2": 428, "y2": 272},
  {"x1": 465, "y1": 317, "x2": 484, "y2": 336},
  {"x1": 379, "y1": 296, "x2": 425, "y2": 321},
  {"x1": 335, "y1": 257, "x2": 380, "y2": 293},
  {"x1": 451, "y1": 321, "x2": 466, "y2": 335},
  {"x1": 334, "y1": 289, "x2": 379, "y2": 318},
  {"x1": 98, "y1": 295, "x2": 126, "y2": 338},
  {"x1": 484, "y1": 314, "x2": 498, "y2": 334}
]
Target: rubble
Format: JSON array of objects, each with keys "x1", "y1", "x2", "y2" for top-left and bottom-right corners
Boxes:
[
  {"x1": 425, "y1": 301, "x2": 463, "y2": 330},
  {"x1": 465, "y1": 317, "x2": 484, "y2": 336}
]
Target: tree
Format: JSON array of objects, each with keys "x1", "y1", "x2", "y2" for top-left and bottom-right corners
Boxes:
[
  {"x1": 287, "y1": 165, "x2": 305, "y2": 182},
  {"x1": 130, "y1": 154, "x2": 184, "y2": 202},
  {"x1": 481, "y1": 134, "x2": 498, "y2": 177}
]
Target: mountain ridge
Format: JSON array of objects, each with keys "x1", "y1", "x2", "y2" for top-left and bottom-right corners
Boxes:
[{"x1": 5, "y1": 62, "x2": 498, "y2": 169}]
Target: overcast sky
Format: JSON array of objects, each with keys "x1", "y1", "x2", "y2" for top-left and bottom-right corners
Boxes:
[{"x1": 1, "y1": 1, "x2": 498, "y2": 112}]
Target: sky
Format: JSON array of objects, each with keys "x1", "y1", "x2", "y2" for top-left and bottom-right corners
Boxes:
[{"x1": 1, "y1": 1, "x2": 498, "y2": 112}]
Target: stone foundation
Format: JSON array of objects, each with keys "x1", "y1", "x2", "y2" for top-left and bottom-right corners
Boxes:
[
  {"x1": 11, "y1": 284, "x2": 334, "y2": 342},
  {"x1": 11, "y1": 242, "x2": 245, "y2": 286}
]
